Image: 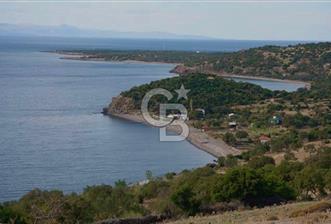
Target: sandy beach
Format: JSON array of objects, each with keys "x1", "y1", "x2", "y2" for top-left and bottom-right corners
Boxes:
[{"x1": 109, "y1": 111, "x2": 240, "y2": 158}]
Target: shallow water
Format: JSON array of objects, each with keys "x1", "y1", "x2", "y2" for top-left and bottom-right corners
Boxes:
[{"x1": 230, "y1": 77, "x2": 305, "y2": 92}]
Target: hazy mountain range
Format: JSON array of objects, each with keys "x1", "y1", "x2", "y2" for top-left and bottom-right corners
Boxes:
[{"x1": 0, "y1": 23, "x2": 213, "y2": 40}]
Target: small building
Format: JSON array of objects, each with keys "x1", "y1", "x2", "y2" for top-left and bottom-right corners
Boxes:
[
  {"x1": 202, "y1": 124, "x2": 209, "y2": 132},
  {"x1": 259, "y1": 135, "x2": 271, "y2": 144},
  {"x1": 271, "y1": 115, "x2": 282, "y2": 125},
  {"x1": 167, "y1": 113, "x2": 188, "y2": 121},
  {"x1": 228, "y1": 121, "x2": 237, "y2": 129},
  {"x1": 195, "y1": 108, "x2": 206, "y2": 119},
  {"x1": 167, "y1": 114, "x2": 175, "y2": 119},
  {"x1": 228, "y1": 113, "x2": 235, "y2": 118}
]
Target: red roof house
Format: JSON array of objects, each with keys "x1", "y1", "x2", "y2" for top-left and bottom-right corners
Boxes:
[{"x1": 259, "y1": 135, "x2": 271, "y2": 144}]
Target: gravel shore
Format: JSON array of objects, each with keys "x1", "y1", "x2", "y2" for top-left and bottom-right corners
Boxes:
[{"x1": 109, "y1": 112, "x2": 240, "y2": 158}]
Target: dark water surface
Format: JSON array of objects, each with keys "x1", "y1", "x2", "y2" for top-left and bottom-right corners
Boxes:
[{"x1": 0, "y1": 37, "x2": 304, "y2": 201}]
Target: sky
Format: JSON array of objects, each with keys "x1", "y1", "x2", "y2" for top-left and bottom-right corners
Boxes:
[{"x1": 0, "y1": 1, "x2": 331, "y2": 41}]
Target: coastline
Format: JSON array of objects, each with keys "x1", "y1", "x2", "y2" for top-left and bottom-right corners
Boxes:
[
  {"x1": 219, "y1": 73, "x2": 310, "y2": 87},
  {"x1": 54, "y1": 51, "x2": 241, "y2": 158},
  {"x1": 52, "y1": 51, "x2": 179, "y2": 65},
  {"x1": 53, "y1": 51, "x2": 311, "y2": 89},
  {"x1": 54, "y1": 50, "x2": 309, "y2": 157},
  {"x1": 109, "y1": 111, "x2": 240, "y2": 158}
]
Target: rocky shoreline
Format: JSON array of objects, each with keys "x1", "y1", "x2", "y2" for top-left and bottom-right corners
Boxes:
[{"x1": 104, "y1": 96, "x2": 240, "y2": 158}]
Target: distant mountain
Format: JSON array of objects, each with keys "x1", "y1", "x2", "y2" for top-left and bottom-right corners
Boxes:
[{"x1": 0, "y1": 23, "x2": 213, "y2": 40}]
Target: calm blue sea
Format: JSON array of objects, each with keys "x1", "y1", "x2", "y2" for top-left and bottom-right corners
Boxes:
[{"x1": 0, "y1": 36, "x2": 304, "y2": 202}]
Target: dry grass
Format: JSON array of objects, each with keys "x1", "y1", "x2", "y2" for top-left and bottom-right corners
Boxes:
[
  {"x1": 290, "y1": 202, "x2": 331, "y2": 218},
  {"x1": 266, "y1": 152, "x2": 285, "y2": 165},
  {"x1": 165, "y1": 201, "x2": 331, "y2": 224}
]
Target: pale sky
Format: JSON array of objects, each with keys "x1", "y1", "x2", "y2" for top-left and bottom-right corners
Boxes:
[{"x1": 1, "y1": 1, "x2": 331, "y2": 41}]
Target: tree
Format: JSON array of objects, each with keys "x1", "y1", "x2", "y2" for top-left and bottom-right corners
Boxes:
[
  {"x1": 224, "y1": 132, "x2": 236, "y2": 145},
  {"x1": 217, "y1": 155, "x2": 238, "y2": 168},
  {"x1": 12, "y1": 189, "x2": 67, "y2": 224},
  {"x1": 275, "y1": 160, "x2": 304, "y2": 182},
  {"x1": 171, "y1": 185, "x2": 200, "y2": 216},
  {"x1": 247, "y1": 156, "x2": 275, "y2": 169},
  {"x1": 240, "y1": 143, "x2": 270, "y2": 161},
  {"x1": 235, "y1": 130, "x2": 249, "y2": 139},
  {"x1": 58, "y1": 195, "x2": 92, "y2": 224},
  {"x1": 213, "y1": 167, "x2": 265, "y2": 203},
  {"x1": 213, "y1": 167, "x2": 295, "y2": 206},
  {"x1": 283, "y1": 113, "x2": 318, "y2": 129},
  {"x1": 294, "y1": 166, "x2": 326, "y2": 199},
  {"x1": 324, "y1": 170, "x2": 331, "y2": 192},
  {"x1": 0, "y1": 204, "x2": 25, "y2": 224}
]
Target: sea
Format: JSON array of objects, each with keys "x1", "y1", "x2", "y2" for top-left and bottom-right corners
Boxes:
[{"x1": 0, "y1": 36, "x2": 305, "y2": 201}]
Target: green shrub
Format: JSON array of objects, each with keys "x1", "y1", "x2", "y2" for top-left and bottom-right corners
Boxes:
[
  {"x1": 247, "y1": 156, "x2": 275, "y2": 169},
  {"x1": 171, "y1": 185, "x2": 201, "y2": 216}
]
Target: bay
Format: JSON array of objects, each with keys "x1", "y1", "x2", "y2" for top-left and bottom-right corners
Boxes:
[{"x1": 0, "y1": 36, "x2": 304, "y2": 201}]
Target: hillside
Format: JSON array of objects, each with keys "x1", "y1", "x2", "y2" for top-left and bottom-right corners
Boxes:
[
  {"x1": 2, "y1": 45, "x2": 331, "y2": 224},
  {"x1": 58, "y1": 42, "x2": 331, "y2": 81},
  {"x1": 174, "y1": 42, "x2": 331, "y2": 81},
  {"x1": 2, "y1": 145, "x2": 331, "y2": 223},
  {"x1": 116, "y1": 73, "x2": 331, "y2": 161},
  {"x1": 56, "y1": 49, "x2": 225, "y2": 66},
  {"x1": 1, "y1": 75, "x2": 331, "y2": 223},
  {"x1": 168, "y1": 200, "x2": 331, "y2": 224},
  {"x1": 121, "y1": 74, "x2": 274, "y2": 113}
]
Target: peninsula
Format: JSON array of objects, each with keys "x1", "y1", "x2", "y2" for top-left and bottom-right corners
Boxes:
[
  {"x1": 2, "y1": 42, "x2": 331, "y2": 224},
  {"x1": 56, "y1": 42, "x2": 331, "y2": 82},
  {"x1": 55, "y1": 42, "x2": 331, "y2": 157}
]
